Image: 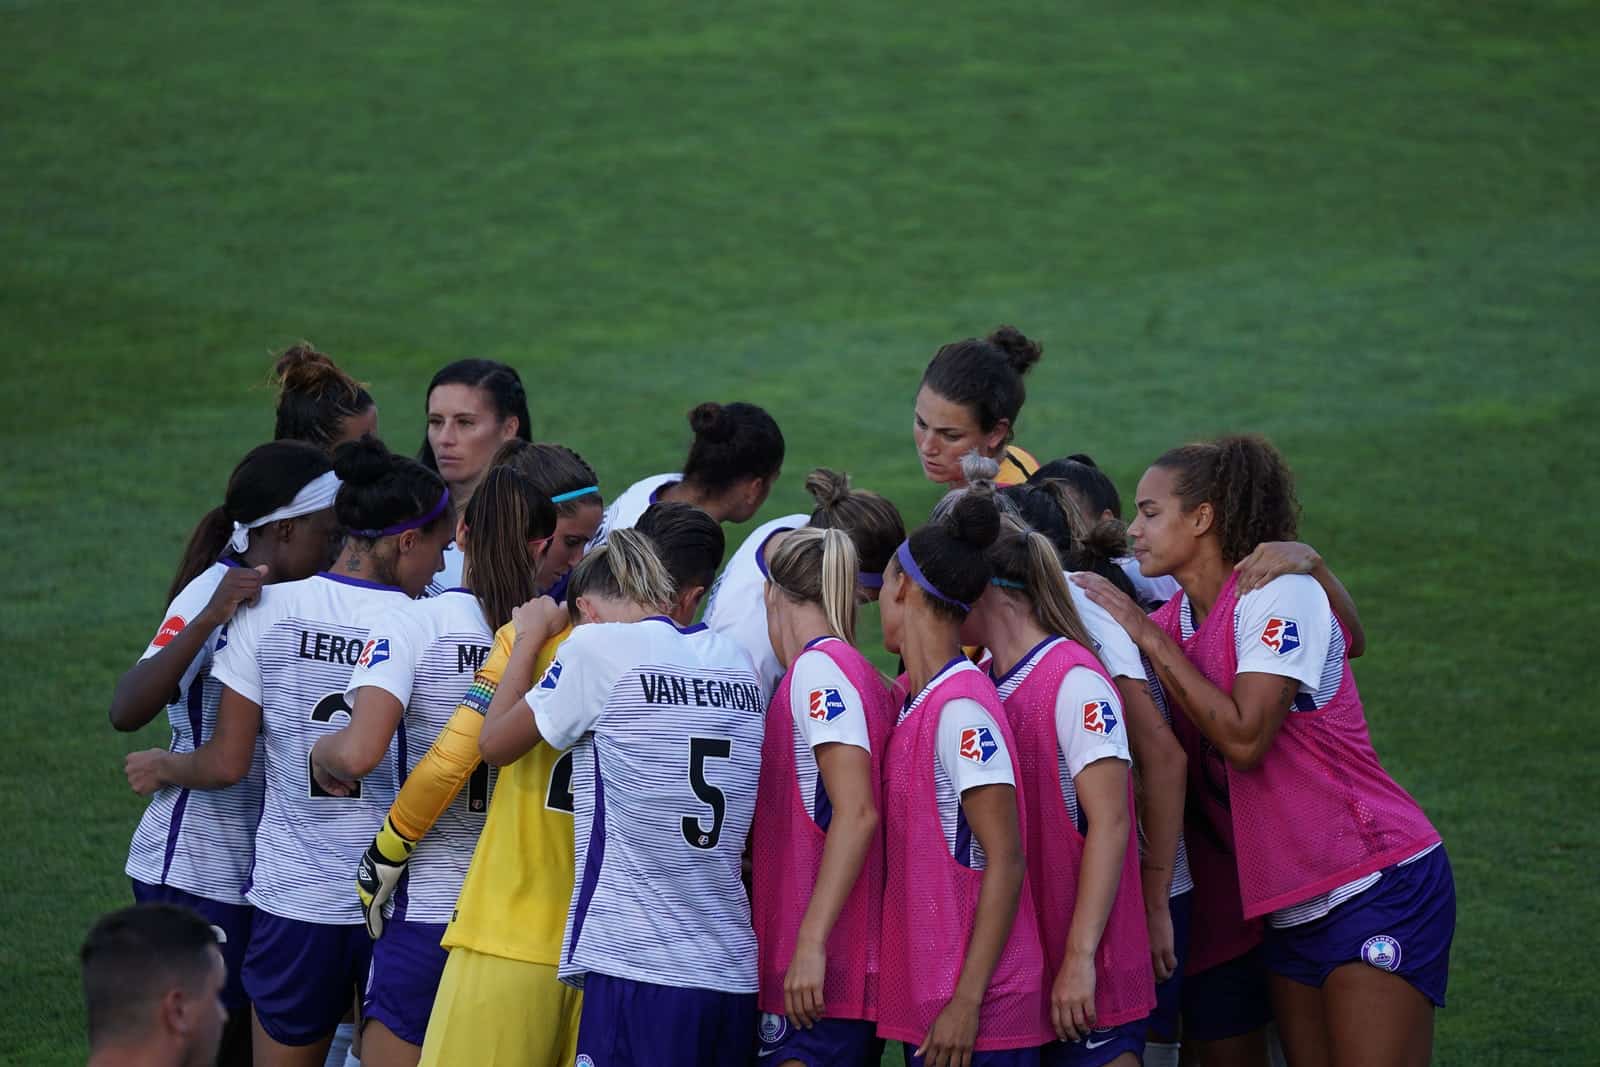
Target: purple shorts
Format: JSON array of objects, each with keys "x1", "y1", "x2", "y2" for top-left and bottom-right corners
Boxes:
[
  {"x1": 1180, "y1": 945, "x2": 1272, "y2": 1042},
  {"x1": 1041, "y1": 1018, "x2": 1145, "y2": 1067},
  {"x1": 242, "y1": 912, "x2": 372, "y2": 1046},
  {"x1": 1264, "y1": 845, "x2": 1455, "y2": 1007},
  {"x1": 1145, "y1": 889, "x2": 1192, "y2": 1042},
  {"x1": 363, "y1": 919, "x2": 448, "y2": 1046},
  {"x1": 903, "y1": 1045, "x2": 1041, "y2": 1067},
  {"x1": 131, "y1": 880, "x2": 254, "y2": 1011},
  {"x1": 756, "y1": 1013, "x2": 877, "y2": 1066},
  {"x1": 574, "y1": 971, "x2": 756, "y2": 1067}
]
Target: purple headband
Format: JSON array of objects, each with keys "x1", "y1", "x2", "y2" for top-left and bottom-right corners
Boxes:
[
  {"x1": 856, "y1": 570, "x2": 884, "y2": 590},
  {"x1": 351, "y1": 488, "x2": 451, "y2": 539},
  {"x1": 894, "y1": 540, "x2": 970, "y2": 613}
]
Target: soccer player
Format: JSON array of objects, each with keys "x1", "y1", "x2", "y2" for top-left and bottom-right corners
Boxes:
[
  {"x1": 1073, "y1": 436, "x2": 1453, "y2": 1067},
  {"x1": 911, "y1": 325, "x2": 1043, "y2": 489},
  {"x1": 416, "y1": 360, "x2": 532, "y2": 593},
  {"x1": 273, "y1": 344, "x2": 378, "y2": 451},
  {"x1": 125, "y1": 437, "x2": 454, "y2": 1067},
  {"x1": 356, "y1": 505, "x2": 727, "y2": 1067},
  {"x1": 477, "y1": 530, "x2": 767, "y2": 1067},
  {"x1": 81, "y1": 903, "x2": 229, "y2": 1067},
  {"x1": 703, "y1": 467, "x2": 905, "y2": 693},
  {"x1": 305, "y1": 466, "x2": 556, "y2": 1067},
  {"x1": 751, "y1": 526, "x2": 894, "y2": 1067},
  {"x1": 112, "y1": 440, "x2": 342, "y2": 1065},
  {"x1": 963, "y1": 516, "x2": 1154, "y2": 1067},
  {"x1": 876, "y1": 491, "x2": 1052, "y2": 1066},
  {"x1": 491, "y1": 440, "x2": 606, "y2": 596},
  {"x1": 634, "y1": 501, "x2": 726, "y2": 624},
  {"x1": 589, "y1": 400, "x2": 784, "y2": 547}
]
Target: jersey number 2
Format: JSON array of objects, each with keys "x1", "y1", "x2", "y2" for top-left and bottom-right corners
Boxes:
[
  {"x1": 682, "y1": 737, "x2": 731, "y2": 850},
  {"x1": 307, "y1": 692, "x2": 361, "y2": 799}
]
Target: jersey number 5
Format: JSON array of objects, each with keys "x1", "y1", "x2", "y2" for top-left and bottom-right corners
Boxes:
[
  {"x1": 682, "y1": 737, "x2": 731, "y2": 850},
  {"x1": 308, "y1": 692, "x2": 361, "y2": 799}
]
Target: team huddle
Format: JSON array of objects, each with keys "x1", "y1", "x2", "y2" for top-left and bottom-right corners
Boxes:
[{"x1": 109, "y1": 331, "x2": 1455, "y2": 1067}]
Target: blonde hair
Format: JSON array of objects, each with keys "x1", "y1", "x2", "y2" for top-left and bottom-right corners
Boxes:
[
  {"x1": 766, "y1": 526, "x2": 859, "y2": 645},
  {"x1": 565, "y1": 528, "x2": 675, "y2": 621}
]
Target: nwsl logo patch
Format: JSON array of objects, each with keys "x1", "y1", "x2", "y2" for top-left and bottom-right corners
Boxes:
[
  {"x1": 538, "y1": 659, "x2": 563, "y2": 690},
  {"x1": 357, "y1": 638, "x2": 390, "y2": 669},
  {"x1": 808, "y1": 687, "x2": 847, "y2": 722},
  {"x1": 959, "y1": 725, "x2": 999, "y2": 765},
  {"x1": 1259, "y1": 617, "x2": 1301, "y2": 656},
  {"x1": 1082, "y1": 699, "x2": 1119, "y2": 736}
]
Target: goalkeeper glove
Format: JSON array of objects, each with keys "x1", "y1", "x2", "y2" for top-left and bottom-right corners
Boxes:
[{"x1": 357, "y1": 815, "x2": 416, "y2": 939}]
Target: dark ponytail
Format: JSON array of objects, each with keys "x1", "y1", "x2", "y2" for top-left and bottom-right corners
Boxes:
[
  {"x1": 920, "y1": 325, "x2": 1043, "y2": 446},
  {"x1": 491, "y1": 440, "x2": 604, "y2": 517},
  {"x1": 169, "y1": 441, "x2": 333, "y2": 601},
  {"x1": 680, "y1": 401, "x2": 785, "y2": 493},
  {"x1": 1154, "y1": 435, "x2": 1300, "y2": 564},
  {"x1": 272, "y1": 344, "x2": 373, "y2": 451},
  {"x1": 418, "y1": 360, "x2": 533, "y2": 472},
  {"x1": 803, "y1": 468, "x2": 905, "y2": 578},
  {"x1": 462, "y1": 466, "x2": 556, "y2": 629},
  {"x1": 333, "y1": 437, "x2": 449, "y2": 540},
  {"x1": 999, "y1": 480, "x2": 1138, "y2": 600},
  {"x1": 1030, "y1": 454, "x2": 1122, "y2": 521}
]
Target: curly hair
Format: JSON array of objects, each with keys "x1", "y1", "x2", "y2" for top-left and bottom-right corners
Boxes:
[{"x1": 1153, "y1": 435, "x2": 1299, "y2": 565}]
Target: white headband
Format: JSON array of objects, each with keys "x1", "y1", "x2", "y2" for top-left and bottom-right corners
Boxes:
[{"x1": 228, "y1": 472, "x2": 342, "y2": 553}]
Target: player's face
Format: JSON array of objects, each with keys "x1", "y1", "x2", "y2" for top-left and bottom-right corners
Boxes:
[
  {"x1": 912, "y1": 386, "x2": 1006, "y2": 486},
  {"x1": 536, "y1": 502, "x2": 603, "y2": 591},
  {"x1": 280, "y1": 507, "x2": 344, "y2": 579},
  {"x1": 333, "y1": 403, "x2": 378, "y2": 449},
  {"x1": 879, "y1": 562, "x2": 906, "y2": 654},
  {"x1": 394, "y1": 520, "x2": 455, "y2": 597},
  {"x1": 427, "y1": 385, "x2": 519, "y2": 489},
  {"x1": 1129, "y1": 465, "x2": 1204, "y2": 577}
]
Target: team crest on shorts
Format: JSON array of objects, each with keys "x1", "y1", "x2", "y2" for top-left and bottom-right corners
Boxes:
[
  {"x1": 759, "y1": 1011, "x2": 789, "y2": 1045},
  {"x1": 1361, "y1": 934, "x2": 1402, "y2": 972},
  {"x1": 959, "y1": 725, "x2": 999, "y2": 764},
  {"x1": 808, "y1": 687, "x2": 847, "y2": 722},
  {"x1": 575, "y1": 1056, "x2": 596, "y2": 1067},
  {"x1": 1259, "y1": 617, "x2": 1301, "y2": 656},
  {"x1": 357, "y1": 637, "x2": 390, "y2": 669},
  {"x1": 1082, "y1": 699, "x2": 1119, "y2": 736}
]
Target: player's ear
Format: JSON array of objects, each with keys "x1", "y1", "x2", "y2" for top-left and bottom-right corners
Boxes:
[
  {"x1": 983, "y1": 417, "x2": 1010, "y2": 455},
  {"x1": 1190, "y1": 501, "x2": 1215, "y2": 540},
  {"x1": 679, "y1": 583, "x2": 708, "y2": 621},
  {"x1": 273, "y1": 519, "x2": 297, "y2": 544},
  {"x1": 158, "y1": 985, "x2": 188, "y2": 1038},
  {"x1": 397, "y1": 529, "x2": 419, "y2": 554},
  {"x1": 454, "y1": 515, "x2": 469, "y2": 550}
]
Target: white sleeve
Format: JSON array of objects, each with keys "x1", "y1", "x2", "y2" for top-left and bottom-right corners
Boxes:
[
  {"x1": 136, "y1": 572, "x2": 221, "y2": 696},
  {"x1": 1054, "y1": 666, "x2": 1130, "y2": 780},
  {"x1": 935, "y1": 697, "x2": 1015, "y2": 793},
  {"x1": 208, "y1": 596, "x2": 263, "y2": 705},
  {"x1": 345, "y1": 612, "x2": 424, "y2": 706},
  {"x1": 528, "y1": 628, "x2": 619, "y2": 751},
  {"x1": 789, "y1": 648, "x2": 871, "y2": 754},
  {"x1": 1235, "y1": 574, "x2": 1333, "y2": 692},
  {"x1": 1068, "y1": 577, "x2": 1146, "y2": 681}
]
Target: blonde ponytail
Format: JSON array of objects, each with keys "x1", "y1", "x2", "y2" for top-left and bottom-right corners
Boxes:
[
  {"x1": 768, "y1": 526, "x2": 860, "y2": 645},
  {"x1": 566, "y1": 527, "x2": 675, "y2": 620}
]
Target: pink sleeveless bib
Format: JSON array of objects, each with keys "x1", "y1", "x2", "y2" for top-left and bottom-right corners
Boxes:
[
  {"x1": 752, "y1": 639, "x2": 894, "y2": 1019},
  {"x1": 878, "y1": 665, "x2": 1053, "y2": 1049},
  {"x1": 1161, "y1": 574, "x2": 1440, "y2": 919},
  {"x1": 1000, "y1": 639, "x2": 1156, "y2": 1027}
]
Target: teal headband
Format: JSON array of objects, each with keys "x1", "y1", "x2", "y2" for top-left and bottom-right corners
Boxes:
[
  {"x1": 989, "y1": 576, "x2": 1026, "y2": 590},
  {"x1": 551, "y1": 486, "x2": 600, "y2": 504}
]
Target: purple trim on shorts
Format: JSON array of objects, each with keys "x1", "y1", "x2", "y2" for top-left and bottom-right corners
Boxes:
[
  {"x1": 567, "y1": 747, "x2": 607, "y2": 962},
  {"x1": 316, "y1": 572, "x2": 404, "y2": 593}
]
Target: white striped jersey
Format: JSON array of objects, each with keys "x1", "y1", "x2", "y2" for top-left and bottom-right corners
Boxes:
[
  {"x1": 702, "y1": 512, "x2": 807, "y2": 695},
  {"x1": 1139, "y1": 658, "x2": 1195, "y2": 898},
  {"x1": 125, "y1": 561, "x2": 265, "y2": 905},
  {"x1": 423, "y1": 543, "x2": 465, "y2": 598},
  {"x1": 1064, "y1": 570, "x2": 1146, "y2": 682},
  {"x1": 993, "y1": 639, "x2": 1130, "y2": 835},
  {"x1": 344, "y1": 588, "x2": 494, "y2": 924},
  {"x1": 898, "y1": 658, "x2": 1016, "y2": 872},
  {"x1": 528, "y1": 617, "x2": 765, "y2": 993},
  {"x1": 209, "y1": 572, "x2": 410, "y2": 925},
  {"x1": 586, "y1": 472, "x2": 679, "y2": 549}
]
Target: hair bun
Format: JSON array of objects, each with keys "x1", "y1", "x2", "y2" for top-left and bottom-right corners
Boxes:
[
  {"x1": 804, "y1": 468, "x2": 851, "y2": 509},
  {"x1": 332, "y1": 436, "x2": 393, "y2": 487},
  {"x1": 959, "y1": 452, "x2": 1000, "y2": 492},
  {"x1": 274, "y1": 344, "x2": 341, "y2": 390},
  {"x1": 986, "y1": 325, "x2": 1042, "y2": 376},
  {"x1": 1065, "y1": 452, "x2": 1098, "y2": 468},
  {"x1": 947, "y1": 491, "x2": 1001, "y2": 551},
  {"x1": 688, "y1": 402, "x2": 734, "y2": 444}
]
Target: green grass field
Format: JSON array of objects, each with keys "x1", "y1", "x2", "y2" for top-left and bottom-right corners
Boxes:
[{"x1": 3, "y1": 1, "x2": 1597, "y2": 1063}]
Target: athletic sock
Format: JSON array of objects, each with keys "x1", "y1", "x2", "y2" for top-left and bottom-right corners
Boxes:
[{"x1": 1144, "y1": 1041, "x2": 1180, "y2": 1067}]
